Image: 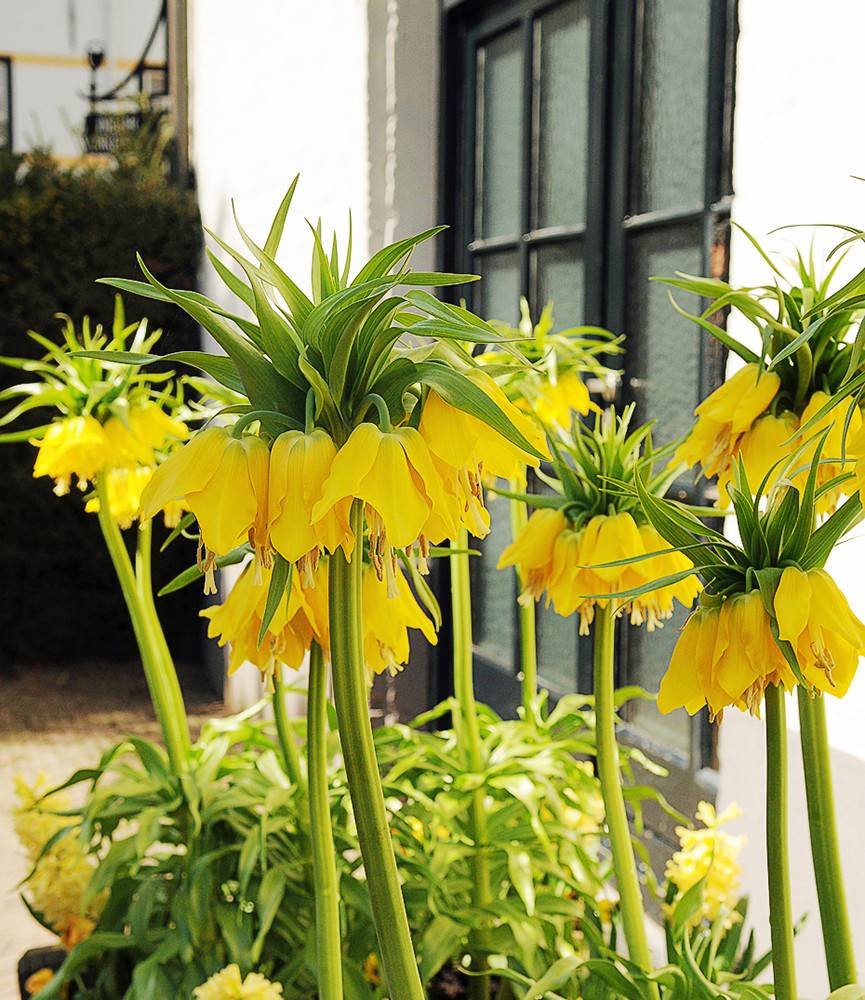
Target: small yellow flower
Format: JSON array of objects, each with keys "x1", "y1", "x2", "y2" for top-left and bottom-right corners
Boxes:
[
  {"x1": 24, "y1": 967, "x2": 55, "y2": 997},
  {"x1": 774, "y1": 566, "x2": 865, "y2": 697},
  {"x1": 85, "y1": 465, "x2": 154, "y2": 529},
  {"x1": 141, "y1": 426, "x2": 270, "y2": 589},
  {"x1": 529, "y1": 371, "x2": 596, "y2": 428},
  {"x1": 268, "y1": 429, "x2": 353, "y2": 581},
  {"x1": 362, "y1": 564, "x2": 438, "y2": 675},
  {"x1": 32, "y1": 415, "x2": 111, "y2": 495},
  {"x1": 666, "y1": 802, "x2": 745, "y2": 926},
  {"x1": 674, "y1": 364, "x2": 780, "y2": 478},
  {"x1": 193, "y1": 964, "x2": 283, "y2": 1000},
  {"x1": 716, "y1": 410, "x2": 799, "y2": 504}
]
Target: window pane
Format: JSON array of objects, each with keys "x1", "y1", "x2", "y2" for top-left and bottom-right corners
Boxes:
[
  {"x1": 633, "y1": 0, "x2": 711, "y2": 214},
  {"x1": 476, "y1": 28, "x2": 524, "y2": 239},
  {"x1": 0, "y1": 62, "x2": 10, "y2": 149},
  {"x1": 477, "y1": 250, "x2": 521, "y2": 324},
  {"x1": 537, "y1": 603, "x2": 578, "y2": 692},
  {"x1": 627, "y1": 223, "x2": 702, "y2": 446},
  {"x1": 627, "y1": 606, "x2": 692, "y2": 754},
  {"x1": 533, "y1": 241, "x2": 584, "y2": 326},
  {"x1": 471, "y1": 499, "x2": 516, "y2": 668},
  {"x1": 535, "y1": 1, "x2": 590, "y2": 229}
]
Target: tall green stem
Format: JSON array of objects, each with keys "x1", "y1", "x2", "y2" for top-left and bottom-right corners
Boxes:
[
  {"x1": 593, "y1": 605, "x2": 657, "y2": 996},
  {"x1": 797, "y1": 688, "x2": 856, "y2": 988},
  {"x1": 451, "y1": 528, "x2": 492, "y2": 1000},
  {"x1": 328, "y1": 502, "x2": 424, "y2": 1000},
  {"x1": 508, "y1": 489, "x2": 538, "y2": 714},
  {"x1": 273, "y1": 667, "x2": 304, "y2": 790},
  {"x1": 135, "y1": 518, "x2": 191, "y2": 760},
  {"x1": 307, "y1": 641, "x2": 344, "y2": 1000},
  {"x1": 765, "y1": 684, "x2": 797, "y2": 1000},
  {"x1": 94, "y1": 475, "x2": 190, "y2": 772}
]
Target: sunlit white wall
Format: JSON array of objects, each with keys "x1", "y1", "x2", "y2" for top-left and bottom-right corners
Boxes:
[{"x1": 718, "y1": 2, "x2": 865, "y2": 994}]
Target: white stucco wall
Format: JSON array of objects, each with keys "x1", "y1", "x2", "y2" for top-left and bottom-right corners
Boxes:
[{"x1": 717, "y1": 2, "x2": 865, "y2": 994}]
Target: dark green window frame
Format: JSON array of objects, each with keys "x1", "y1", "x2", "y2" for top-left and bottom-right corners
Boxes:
[{"x1": 436, "y1": 0, "x2": 737, "y2": 840}]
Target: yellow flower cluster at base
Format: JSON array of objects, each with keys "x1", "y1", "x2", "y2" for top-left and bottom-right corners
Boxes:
[
  {"x1": 498, "y1": 508, "x2": 700, "y2": 634},
  {"x1": 193, "y1": 964, "x2": 283, "y2": 1000},
  {"x1": 666, "y1": 802, "x2": 745, "y2": 927},
  {"x1": 13, "y1": 775, "x2": 104, "y2": 943},
  {"x1": 659, "y1": 567, "x2": 865, "y2": 719}
]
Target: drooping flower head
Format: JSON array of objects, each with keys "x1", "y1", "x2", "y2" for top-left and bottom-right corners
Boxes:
[
  {"x1": 664, "y1": 233, "x2": 865, "y2": 515},
  {"x1": 193, "y1": 964, "x2": 283, "y2": 1000},
  {"x1": 649, "y1": 449, "x2": 865, "y2": 719},
  {"x1": 498, "y1": 405, "x2": 701, "y2": 634}
]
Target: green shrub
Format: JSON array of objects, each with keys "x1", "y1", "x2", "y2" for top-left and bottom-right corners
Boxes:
[{"x1": 0, "y1": 150, "x2": 202, "y2": 668}]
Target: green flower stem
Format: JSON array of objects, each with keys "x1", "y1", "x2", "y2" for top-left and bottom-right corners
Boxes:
[
  {"x1": 797, "y1": 687, "x2": 857, "y2": 988},
  {"x1": 94, "y1": 475, "x2": 190, "y2": 772},
  {"x1": 451, "y1": 528, "x2": 493, "y2": 1000},
  {"x1": 273, "y1": 667, "x2": 304, "y2": 790},
  {"x1": 135, "y1": 518, "x2": 192, "y2": 758},
  {"x1": 307, "y1": 640, "x2": 344, "y2": 1000},
  {"x1": 765, "y1": 684, "x2": 797, "y2": 1000},
  {"x1": 593, "y1": 604, "x2": 657, "y2": 997},
  {"x1": 328, "y1": 501, "x2": 424, "y2": 1000},
  {"x1": 508, "y1": 489, "x2": 538, "y2": 714}
]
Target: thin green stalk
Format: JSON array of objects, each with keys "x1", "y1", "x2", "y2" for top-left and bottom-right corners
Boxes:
[
  {"x1": 797, "y1": 688, "x2": 856, "y2": 988},
  {"x1": 508, "y1": 488, "x2": 538, "y2": 714},
  {"x1": 451, "y1": 528, "x2": 492, "y2": 1000},
  {"x1": 135, "y1": 518, "x2": 191, "y2": 759},
  {"x1": 307, "y1": 641, "x2": 344, "y2": 1000},
  {"x1": 765, "y1": 684, "x2": 797, "y2": 1000},
  {"x1": 273, "y1": 667, "x2": 304, "y2": 790},
  {"x1": 593, "y1": 604, "x2": 657, "y2": 996},
  {"x1": 94, "y1": 475, "x2": 189, "y2": 772},
  {"x1": 328, "y1": 502, "x2": 424, "y2": 1000}
]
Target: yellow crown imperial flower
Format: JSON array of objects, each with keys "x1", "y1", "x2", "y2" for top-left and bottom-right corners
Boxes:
[
  {"x1": 201, "y1": 560, "x2": 321, "y2": 686},
  {"x1": 32, "y1": 414, "x2": 112, "y2": 495},
  {"x1": 659, "y1": 592, "x2": 794, "y2": 720},
  {"x1": 666, "y1": 801, "x2": 745, "y2": 927},
  {"x1": 632, "y1": 524, "x2": 703, "y2": 631},
  {"x1": 792, "y1": 391, "x2": 862, "y2": 515},
  {"x1": 140, "y1": 426, "x2": 270, "y2": 592},
  {"x1": 497, "y1": 507, "x2": 569, "y2": 601},
  {"x1": 774, "y1": 566, "x2": 865, "y2": 697},
  {"x1": 84, "y1": 465, "x2": 154, "y2": 529},
  {"x1": 529, "y1": 370, "x2": 596, "y2": 428},
  {"x1": 313, "y1": 422, "x2": 456, "y2": 589},
  {"x1": 102, "y1": 402, "x2": 188, "y2": 469},
  {"x1": 193, "y1": 964, "x2": 283, "y2": 1000},
  {"x1": 674, "y1": 363, "x2": 780, "y2": 479},
  {"x1": 715, "y1": 410, "x2": 800, "y2": 505},
  {"x1": 420, "y1": 368, "x2": 550, "y2": 484},
  {"x1": 362, "y1": 563, "x2": 438, "y2": 675},
  {"x1": 268, "y1": 429, "x2": 353, "y2": 585}
]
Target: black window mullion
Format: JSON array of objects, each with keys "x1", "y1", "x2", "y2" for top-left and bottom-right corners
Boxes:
[
  {"x1": 518, "y1": 13, "x2": 535, "y2": 302},
  {"x1": 583, "y1": 0, "x2": 610, "y2": 328}
]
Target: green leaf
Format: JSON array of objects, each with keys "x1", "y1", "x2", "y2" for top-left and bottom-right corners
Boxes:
[
  {"x1": 507, "y1": 849, "x2": 536, "y2": 916},
  {"x1": 258, "y1": 556, "x2": 292, "y2": 646},
  {"x1": 523, "y1": 956, "x2": 582, "y2": 999},
  {"x1": 158, "y1": 545, "x2": 250, "y2": 596},
  {"x1": 826, "y1": 987, "x2": 865, "y2": 1000},
  {"x1": 264, "y1": 175, "x2": 300, "y2": 258}
]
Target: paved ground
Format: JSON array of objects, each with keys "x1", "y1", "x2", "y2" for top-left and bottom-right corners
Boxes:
[{"x1": 0, "y1": 661, "x2": 225, "y2": 999}]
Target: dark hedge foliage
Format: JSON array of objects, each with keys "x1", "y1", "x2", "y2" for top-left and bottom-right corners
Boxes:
[{"x1": 0, "y1": 150, "x2": 205, "y2": 672}]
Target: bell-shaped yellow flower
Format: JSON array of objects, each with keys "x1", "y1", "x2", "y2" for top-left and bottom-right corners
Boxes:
[
  {"x1": 659, "y1": 591, "x2": 794, "y2": 720},
  {"x1": 675, "y1": 363, "x2": 780, "y2": 478},
  {"x1": 102, "y1": 403, "x2": 187, "y2": 469},
  {"x1": 32, "y1": 415, "x2": 111, "y2": 495},
  {"x1": 419, "y1": 368, "x2": 550, "y2": 483},
  {"x1": 201, "y1": 560, "x2": 322, "y2": 684},
  {"x1": 313, "y1": 423, "x2": 455, "y2": 552},
  {"x1": 529, "y1": 371, "x2": 596, "y2": 428},
  {"x1": 631, "y1": 524, "x2": 703, "y2": 631},
  {"x1": 85, "y1": 465, "x2": 154, "y2": 529},
  {"x1": 362, "y1": 564, "x2": 438, "y2": 675},
  {"x1": 793, "y1": 392, "x2": 862, "y2": 514},
  {"x1": 774, "y1": 565, "x2": 865, "y2": 697},
  {"x1": 716, "y1": 410, "x2": 799, "y2": 503},
  {"x1": 497, "y1": 507, "x2": 568, "y2": 600},
  {"x1": 141, "y1": 426, "x2": 269, "y2": 588},
  {"x1": 268, "y1": 429, "x2": 353, "y2": 582}
]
